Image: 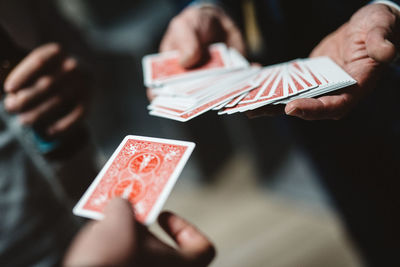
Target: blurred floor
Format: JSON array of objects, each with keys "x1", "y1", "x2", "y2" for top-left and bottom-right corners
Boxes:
[{"x1": 150, "y1": 150, "x2": 363, "y2": 267}]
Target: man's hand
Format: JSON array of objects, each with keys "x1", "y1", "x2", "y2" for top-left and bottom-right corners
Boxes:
[
  {"x1": 287, "y1": 3, "x2": 400, "y2": 120},
  {"x1": 160, "y1": 4, "x2": 245, "y2": 68},
  {"x1": 248, "y1": 3, "x2": 400, "y2": 120},
  {"x1": 63, "y1": 198, "x2": 215, "y2": 267},
  {"x1": 3, "y1": 43, "x2": 90, "y2": 136}
]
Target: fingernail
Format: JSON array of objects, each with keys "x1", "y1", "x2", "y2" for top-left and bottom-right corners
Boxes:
[{"x1": 286, "y1": 107, "x2": 303, "y2": 117}]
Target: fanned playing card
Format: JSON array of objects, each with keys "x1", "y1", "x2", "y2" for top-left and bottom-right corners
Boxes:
[
  {"x1": 73, "y1": 135, "x2": 195, "y2": 225},
  {"x1": 142, "y1": 43, "x2": 357, "y2": 121},
  {"x1": 143, "y1": 43, "x2": 233, "y2": 87}
]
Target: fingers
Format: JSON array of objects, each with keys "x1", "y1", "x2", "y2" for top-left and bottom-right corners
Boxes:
[
  {"x1": 46, "y1": 103, "x2": 84, "y2": 136},
  {"x1": 158, "y1": 211, "x2": 215, "y2": 266},
  {"x1": 146, "y1": 87, "x2": 157, "y2": 101},
  {"x1": 4, "y1": 43, "x2": 64, "y2": 92},
  {"x1": 284, "y1": 92, "x2": 353, "y2": 120},
  {"x1": 160, "y1": 17, "x2": 204, "y2": 68},
  {"x1": 4, "y1": 76, "x2": 54, "y2": 113},
  {"x1": 63, "y1": 198, "x2": 137, "y2": 267},
  {"x1": 177, "y1": 25, "x2": 203, "y2": 68},
  {"x1": 220, "y1": 16, "x2": 246, "y2": 56},
  {"x1": 160, "y1": 6, "x2": 244, "y2": 69},
  {"x1": 18, "y1": 95, "x2": 62, "y2": 125},
  {"x1": 3, "y1": 50, "x2": 85, "y2": 134},
  {"x1": 4, "y1": 53, "x2": 76, "y2": 113},
  {"x1": 363, "y1": 4, "x2": 400, "y2": 63},
  {"x1": 366, "y1": 26, "x2": 397, "y2": 63}
]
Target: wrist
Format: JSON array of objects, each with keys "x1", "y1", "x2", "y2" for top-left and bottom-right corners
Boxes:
[{"x1": 372, "y1": 1, "x2": 400, "y2": 14}]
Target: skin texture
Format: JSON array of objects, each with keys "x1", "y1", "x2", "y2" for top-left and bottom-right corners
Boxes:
[
  {"x1": 160, "y1": 5, "x2": 245, "y2": 68},
  {"x1": 248, "y1": 3, "x2": 400, "y2": 120},
  {"x1": 3, "y1": 43, "x2": 90, "y2": 137},
  {"x1": 63, "y1": 198, "x2": 215, "y2": 267}
]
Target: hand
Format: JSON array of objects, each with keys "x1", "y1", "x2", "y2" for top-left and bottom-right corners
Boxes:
[
  {"x1": 160, "y1": 4, "x2": 245, "y2": 68},
  {"x1": 3, "y1": 43, "x2": 90, "y2": 136},
  {"x1": 63, "y1": 198, "x2": 215, "y2": 267},
  {"x1": 248, "y1": 3, "x2": 400, "y2": 120}
]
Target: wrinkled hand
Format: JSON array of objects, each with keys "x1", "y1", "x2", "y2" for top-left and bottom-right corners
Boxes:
[
  {"x1": 63, "y1": 198, "x2": 215, "y2": 267},
  {"x1": 3, "y1": 43, "x2": 90, "y2": 136},
  {"x1": 249, "y1": 3, "x2": 400, "y2": 120},
  {"x1": 160, "y1": 4, "x2": 245, "y2": 68}
]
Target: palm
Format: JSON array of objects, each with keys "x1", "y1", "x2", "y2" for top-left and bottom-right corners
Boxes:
[{"x1": 285, "y1": 3, "x2": 399, "y2": 120}]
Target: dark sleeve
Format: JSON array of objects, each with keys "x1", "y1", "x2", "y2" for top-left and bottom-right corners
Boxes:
[
  {"x1": 32, "y1": 1, "x2": 96, "y2": 66},
  {"x1": 383, "y1": 0, "x2": 400, "y2": 6}
]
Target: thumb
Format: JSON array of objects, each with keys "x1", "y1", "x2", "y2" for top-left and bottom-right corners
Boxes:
[
  {"x1": 63, "y1": 198, "x2": 137, "y2": 266},
  {"x1": 179, "y1": 27, "x2": 205, "y2": 68},
  {"x1": 158, "y1": 211, "x2": 215, "y2": 266},
  {"x1": 160, "y1": 21, "x2": 205, "y2": 68},
  {"x1": 220, "y1": 16, "x2": 246, "y2": 56},
  {"x1": 366, "y1": 25, "x2": 397, "y2": 63}
]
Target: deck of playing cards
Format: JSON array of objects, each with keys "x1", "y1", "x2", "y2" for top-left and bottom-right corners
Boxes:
[
  {"x1": 143, "y1": 43, "x2": 356, "y2": 121},
  {"x1": 73, "y1": 135, "x2": 195, "y2": 225}
]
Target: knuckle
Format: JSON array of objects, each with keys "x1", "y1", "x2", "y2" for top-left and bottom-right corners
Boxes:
[
  {"x1": 370, "y1": 9, "x2": 394, "y2": 25},
  {"x1": 36, "y1": 76, "x2": 53, "y2": 91}
]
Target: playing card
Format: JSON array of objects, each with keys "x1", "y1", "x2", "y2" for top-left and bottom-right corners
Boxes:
[
  {"x1": 228, "y1": 47, "x2": 250, "y2": 68},
  {"x1": 212, "y1": 98, "x2": 233, "y2": 110},
  {"x1": 150, "y1": 68, "x2": 260, "y2": 121},
  {"x1": 143, "y1": 43, "x2": 233, "y2": 87},
  {"x1": 288, "y1": 60, "x2": 320, "y2": 87},
  {"x1": 150, "y1": 82, "x2": 257, "y2": 121},
  {"x1": 238, "y1": 65, "x2": 279, "y2": 104},
  {"x1": 73, "y1": 135, "x2": 195, "y2": 225},
  {"x1": 142, "y1": 41, "x2": 356, "y2": 121}
]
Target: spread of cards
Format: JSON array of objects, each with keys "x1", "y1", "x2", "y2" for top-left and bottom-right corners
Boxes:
[
  {"x1": 73, "y1": 43, "x2": 357, "y2": 225},
  {"x1": 143, "y1": 43, "x2": 357, "y2": 122}
]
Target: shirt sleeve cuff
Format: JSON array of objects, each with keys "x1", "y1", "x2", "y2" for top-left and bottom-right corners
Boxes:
[{"x1": 372, "y1": 0, "x2": 400, "y2": 12}]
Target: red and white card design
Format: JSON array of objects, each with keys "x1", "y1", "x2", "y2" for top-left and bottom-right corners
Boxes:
[
  {"x1": 143, "y1": 43, "x2": 231, "y2": 87},
  {"x1": 142, "y1": 44, "x2": 356, "y2": 121},
  {"x1": 73, "y1": 135, "x2": 195, "y2": 225}
]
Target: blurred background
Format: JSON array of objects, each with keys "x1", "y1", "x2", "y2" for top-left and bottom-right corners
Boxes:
[{"x1": 55, "y1": 0, "x2": 363, "y2": 266}]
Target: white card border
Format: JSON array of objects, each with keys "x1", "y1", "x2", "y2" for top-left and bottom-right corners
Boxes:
[{"x1": 73, "y1": 135, "x2": 195, "y2": 225}]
